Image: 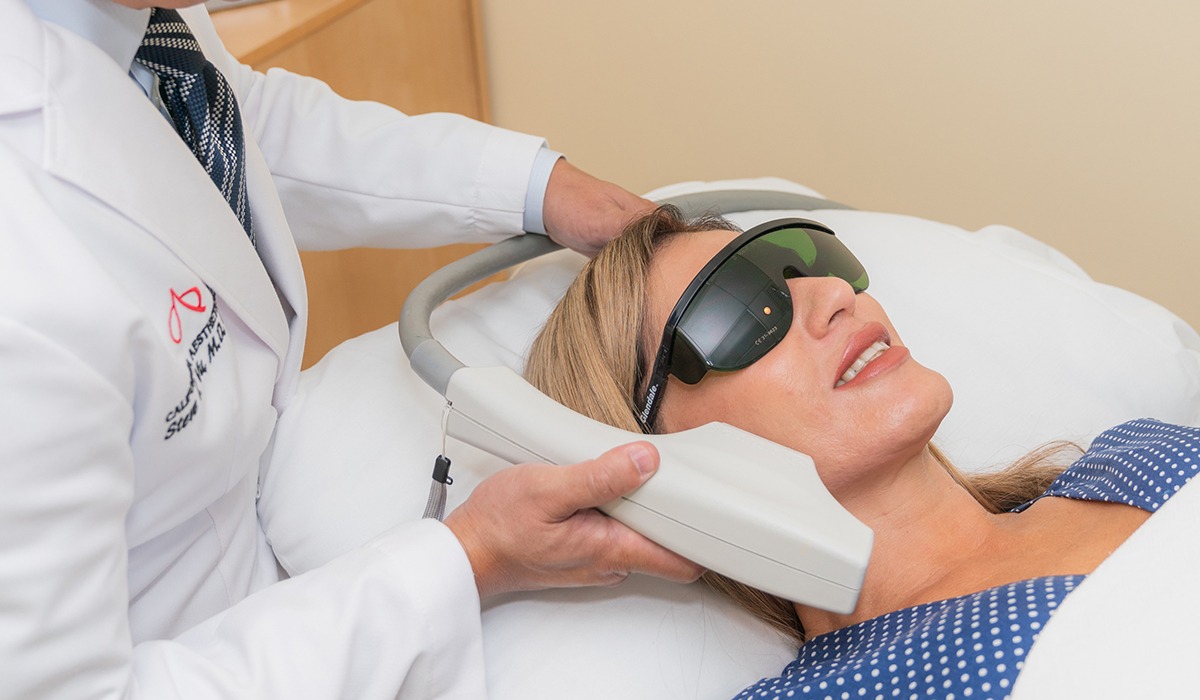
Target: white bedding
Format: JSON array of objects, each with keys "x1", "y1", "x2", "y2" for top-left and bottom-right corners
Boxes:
[
  {"x1": 260, "y1": 178, "x2": 1200, "y2": 698},
  {"x1": 1014, "y1": 474, "x2": 1200, "y2": 697}
]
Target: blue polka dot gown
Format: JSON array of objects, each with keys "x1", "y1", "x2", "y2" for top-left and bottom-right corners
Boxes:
[{"x1": 732, "y1": 418, "x2": 1200, "y2": 700}]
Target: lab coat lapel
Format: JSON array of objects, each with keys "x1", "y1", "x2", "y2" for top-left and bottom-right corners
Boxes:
[
  {"x1": 37, "y1": 20, "x2": 291, "y2": 364},
  {"x1": 241, "y1": 135, "x2": 309, "y2": 401}
]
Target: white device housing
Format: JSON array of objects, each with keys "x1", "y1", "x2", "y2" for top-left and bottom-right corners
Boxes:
[{"x1": 444, "y1": 367, "x2": 871, "y2": 613}]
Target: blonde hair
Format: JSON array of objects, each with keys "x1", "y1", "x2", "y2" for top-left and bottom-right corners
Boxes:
[
  {"x1": 526, "y1": 205, "x2": 738, "y2": 433},
  {"x1": 525, "y1": 206, "x2": 1078, "y2": 646}
]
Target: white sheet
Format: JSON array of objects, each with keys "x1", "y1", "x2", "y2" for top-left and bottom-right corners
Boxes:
[{"x1": 1013, "y1": 473, "x2": 1200, "y2": 697}]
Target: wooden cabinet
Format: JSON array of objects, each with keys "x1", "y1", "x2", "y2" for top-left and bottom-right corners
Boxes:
[{"x1": 211, "y1": 0, "x2": 495, "y2": 367}]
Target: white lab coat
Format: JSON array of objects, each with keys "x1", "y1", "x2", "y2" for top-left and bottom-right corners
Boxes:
[{"x1": 0, "y1": 3, "x2": 544, "y2": 698}]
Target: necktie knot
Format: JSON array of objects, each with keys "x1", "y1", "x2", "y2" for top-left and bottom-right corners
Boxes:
[{"x1": 136, "y1": 9, "x2": 207, "y2": 77}]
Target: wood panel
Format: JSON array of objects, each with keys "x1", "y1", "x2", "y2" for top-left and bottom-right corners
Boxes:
[{"x1": 213, "y1": 0, "x2": 497, "y2": 368}]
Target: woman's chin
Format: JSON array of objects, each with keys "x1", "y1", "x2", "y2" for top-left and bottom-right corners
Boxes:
[
  {"x1": 813, "y1": 375, "x2": 953, "y2": 492},
  {"x1": 869, "y1": 367, "x2": 951, "y2": 438}
]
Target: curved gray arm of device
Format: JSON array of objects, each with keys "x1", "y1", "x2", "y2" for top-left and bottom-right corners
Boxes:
[
  {"x1": 399, "y1": 189, "x2": 872, "y2": 613},
  {"x1": 401, "y1": 189, "x2": 852, "y2": 391}
]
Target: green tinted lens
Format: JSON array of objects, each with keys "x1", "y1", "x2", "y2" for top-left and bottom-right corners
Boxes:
[{"x1": 750, "y1": 227, "x2": 869, "y2": 292}]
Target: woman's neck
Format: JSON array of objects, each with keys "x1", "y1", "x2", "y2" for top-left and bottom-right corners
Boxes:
[{"x1": 796, "y1": 447, "x2": 1022, "y2": 639}]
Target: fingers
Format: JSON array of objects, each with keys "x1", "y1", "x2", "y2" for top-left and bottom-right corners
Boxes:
[
  {"x1": 596, "y1": 519, "x2": 706, "y2": 585},
  {"x1": 542, "y1": 159, "x2": 652, "y2": 256},
  {"x1": 444, "y1": 442, "x2": 704, "y2": 599},
  {"x1": 541, "y1": 442, "x2": 658, "y2": 521},
  {"x1": 543, "y1": 444, "x2": 705, "y2": 584}
]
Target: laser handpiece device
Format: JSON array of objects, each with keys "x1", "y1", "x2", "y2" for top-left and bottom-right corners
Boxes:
[{"x1": 399, "y1": 189, "x2": 872, "y2": 613}]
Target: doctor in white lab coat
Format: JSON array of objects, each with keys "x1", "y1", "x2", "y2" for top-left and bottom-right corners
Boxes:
[{"x1": 0, "y1": 1, "x2": 701, "y2": 698}]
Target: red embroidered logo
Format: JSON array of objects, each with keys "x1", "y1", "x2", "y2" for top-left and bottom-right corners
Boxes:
[{"x1": 168, "y1": 287, "x2": 208, "y2": 344}]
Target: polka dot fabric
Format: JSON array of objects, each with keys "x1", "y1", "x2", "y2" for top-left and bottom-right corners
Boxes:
[
  {"x1": 1015, "y1": 418, "x2": 1200, "y2": 513},
  {"x1": 734, "y1": 576, "x2": 1081, "y2": 700},
  {"x1": 732, "y1": 419, "x2": 1200, "y2": 700}
]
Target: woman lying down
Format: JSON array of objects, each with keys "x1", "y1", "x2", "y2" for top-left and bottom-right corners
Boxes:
[{"x1": 524, "y1": 206, "x2": 1200, "y2": 700}]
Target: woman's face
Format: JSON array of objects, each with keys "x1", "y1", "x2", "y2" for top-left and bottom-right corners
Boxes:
[{"x1": 646, "y1": 230, "x2": 953, "y2": 499}]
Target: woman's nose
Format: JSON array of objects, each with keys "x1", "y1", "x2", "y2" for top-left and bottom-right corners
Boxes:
[{"x1": 788, "y1": 276, "x2": 857, "y2": 339}]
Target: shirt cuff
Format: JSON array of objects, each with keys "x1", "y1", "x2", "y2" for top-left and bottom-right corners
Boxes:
[{"x1": 522, "y1": 147, "x2": 564, "y2": 235}]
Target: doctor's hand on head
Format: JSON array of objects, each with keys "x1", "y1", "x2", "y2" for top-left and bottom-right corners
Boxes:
[
  {"x1": 542, "y1": 159, "x2": 655, "y2": 257},
  {"x1": 444, "y1": 442, "x2": 704, "y2": 599}
]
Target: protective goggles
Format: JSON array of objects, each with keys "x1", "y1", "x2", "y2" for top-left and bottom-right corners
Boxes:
[{"x1": 635, "y1": 217, "x2": 869, "y2": 430}]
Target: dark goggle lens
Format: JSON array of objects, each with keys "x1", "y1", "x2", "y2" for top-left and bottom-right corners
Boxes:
[
  {"x1": 671, "y1": 226, "x2": 868, "y2": 382},
  {"x1": 671, "y1": 255, "x2": 793, "y2": 383}
]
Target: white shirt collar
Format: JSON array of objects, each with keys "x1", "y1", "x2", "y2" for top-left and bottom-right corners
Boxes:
[{"x1": 25, "y1": 0, "x2": 151, "y2": 73}]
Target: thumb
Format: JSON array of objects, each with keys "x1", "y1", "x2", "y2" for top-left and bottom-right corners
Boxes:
[{"x1": 549, "y1": 442, "x2": 659, "y2": 518}]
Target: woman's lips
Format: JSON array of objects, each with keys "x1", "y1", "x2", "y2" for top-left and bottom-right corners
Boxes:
[
  {"x1": 836, "y1": 345, "x2": 910, "y2": 389},
  {"x1": 835, "y1": 323, "x2": 906, "y2": 389}
]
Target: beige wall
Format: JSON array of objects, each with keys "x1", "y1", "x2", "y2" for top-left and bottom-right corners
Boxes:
[{"x1": 480, "y1": 0, "x2": 1200, "y2": 330}]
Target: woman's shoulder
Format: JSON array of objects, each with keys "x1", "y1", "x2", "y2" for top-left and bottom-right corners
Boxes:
[{"x1": 1038, "y1": 418, "x2": 1200, "y2": 513}]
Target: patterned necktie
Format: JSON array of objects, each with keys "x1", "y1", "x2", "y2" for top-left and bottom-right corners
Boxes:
[{"x1": 135, "y1": 8, "x2": 255, "y2": 247}]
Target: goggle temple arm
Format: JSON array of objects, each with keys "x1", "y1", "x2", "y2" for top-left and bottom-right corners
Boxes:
[{"x1": 635, "y1": 342, "x2": 674, "y2": 433}]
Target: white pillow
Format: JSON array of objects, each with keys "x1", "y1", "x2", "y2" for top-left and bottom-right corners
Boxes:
[{"x1": 260, "y1": 177, "x2": 1200, "y2": 699}]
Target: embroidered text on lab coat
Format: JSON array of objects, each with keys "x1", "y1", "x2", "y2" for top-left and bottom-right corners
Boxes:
[{"x1": 164, "y1": 287, "x2": 228, "y2": 439}]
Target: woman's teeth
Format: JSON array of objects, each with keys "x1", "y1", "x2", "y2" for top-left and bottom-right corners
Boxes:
[{"x1": 836, "y1": 340, "x2": 890, "y2": 387}]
